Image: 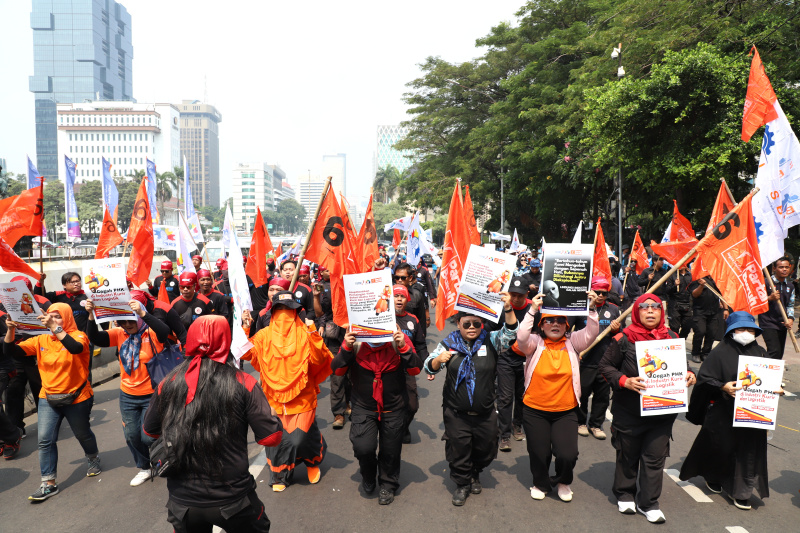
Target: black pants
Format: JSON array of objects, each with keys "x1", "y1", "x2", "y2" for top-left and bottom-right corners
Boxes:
[
  {"x1": 166, "y1": 491, "x2": 270, "y2": 533},
  {"x1": 611, "y1": 421, "x2": 672, "y2": 511},
  {"x1": 329, "y1": 371, "x2": 351, "y2": 416},
  {"x1": 496, "y1": 356, "x2": 524, "y2": 439},
  {"x1": 443, "y1": 406, "x2": 499, "y2": 487},
  {"x1": 403, "y1": 373, "x2": 419, "y2": 436},
  {"x1": 350, "y1": 408, "x2": 406, "y2": 492},
  {"x1": 0, "y1": 408, "x2": 21, "y2": 444},
  {"x1": 762, "y1": 328, "x2": 788, "y2": 360},
  {"x1": 6, "y1": 364, "x2": 42, "y2": 429},
  {"x1": 522, "y1": 405, "x2": 579, "y2": 491},
  {"x1": 578, "y1": 367, "x2": 610, "y2": 429},
  {"x1": 692, "y1": 313, "x2": 717, "y2": 355},
  {"x1": 669, "y1": 306, "x2": 693, "y2": 339}
]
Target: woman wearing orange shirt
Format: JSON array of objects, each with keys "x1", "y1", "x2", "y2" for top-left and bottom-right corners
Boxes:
[
  {"x1": 514, "y1": 292, "x2": 600, "y2": 503},
  {"x1": 86, "y1": 299, "x2": 170, "y2": 487},
  {"x1": 3, "y1": 302, "x2": 98, "y2": 502}
]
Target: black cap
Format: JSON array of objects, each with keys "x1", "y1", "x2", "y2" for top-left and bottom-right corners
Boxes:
[
  {"x1": 622, "y1": 243, "x2": 631, "y2": 251},
  {"x1": 271, "y1": 290, "x2": 302, "y2": 310},
  {"x1": 508, "y1": 277, "x2": 528, "y2": 295}
]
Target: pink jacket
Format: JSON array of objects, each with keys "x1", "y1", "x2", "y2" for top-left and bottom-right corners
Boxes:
[{"x1": 514, "y1": 309, "x2": 600, "y2": 408}]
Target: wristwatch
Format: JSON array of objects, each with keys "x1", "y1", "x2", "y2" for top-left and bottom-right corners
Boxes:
[{"x1": 52, "y1": 326, "x2": 64, "y2": 334}]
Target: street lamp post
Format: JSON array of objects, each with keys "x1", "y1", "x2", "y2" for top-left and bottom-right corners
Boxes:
[{"x1": 611, "y1": 43, "x2": 625, "y2": 257}]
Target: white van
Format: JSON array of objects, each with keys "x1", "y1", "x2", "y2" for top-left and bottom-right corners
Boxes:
[{"x1": 202, "y1": 240, "x2": 251, "y2": 263}]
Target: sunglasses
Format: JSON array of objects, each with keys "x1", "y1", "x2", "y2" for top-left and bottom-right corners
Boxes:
[
  {"x1": 638, "y1": 302, "x2": 661, "y2": 310},
  {"x1": 460, "y1": 320, "x2": 482, "y2": 329},
  {"x1": 393, "y1": 275, "x2": 409, "y2": 281},
  {"x1": 543, "y1": 317, "x2": 568, "y2": 325},
  {"x1": 595, "y1": 291, "x2": 608, "y2": 296}
]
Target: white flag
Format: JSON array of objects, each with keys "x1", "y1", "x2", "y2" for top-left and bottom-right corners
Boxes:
[
  {"x1": 384, "y1": 214, "x2": 414, "y2": 233},
  {"x1": 572, "y1": 221, "x2": 583, "y2": 244},
  {"x1": 406, "y1": 213, "x2": 434, "y2": 266},
  {"x1": 223, "y1": 206, "x2": 253, "y2": 361},
  {"x1": 176, "y1": 215, "x2": 197, "y2": 275},
  {"x1": 509, "y1": 229, "x2": 520, "y2": 252}
]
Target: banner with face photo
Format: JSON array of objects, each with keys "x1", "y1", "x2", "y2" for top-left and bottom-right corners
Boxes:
[
  {"x1": 540, "y1": 243, "x2": 594, "y2": 316},
  {"x1": 82, "y1": 259, "x2": 136, "y2": 324},
  {"x1": 344, "y1": 269, "x2": 396, "y2": 342},
  {"x1": 454, "y1": 244, "x2": 515, "y2": 323},
  {"x1": 0, "y1": 281, "x2": 49, "y2": 335},
  {"x1": 635, "y1": 338, "x2": 689, "y2": 416},
  {"x1": 733, "y1": 356, "x2": 784, "y2": 430}
]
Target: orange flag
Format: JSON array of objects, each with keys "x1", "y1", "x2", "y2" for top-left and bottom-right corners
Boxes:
[
  {"x1": 593, "y1": 218, "x2": 612, "y2": 282},
  {"x1": 305, "y1": 187, "x2": 344, "y2": 271},
  {"x1": 357, "y1": 194, "x2": 380, "y2": 270},
  {"x1": 436, "y1": 182, "x2": 471, "y2": 330},
  {"x1": 705, "y1": 181, "x2": 736, "y2": 235},
  {"x1": 95, "y1": 207, "x2": 123, "y2": 259},
  {"x1": 392, "y1": 228, "x2": 401, "y2": 248},
  {"x1": 669, "y1": 200, "x2": 695, "y2": 242},
  {"x1": 630, "y1": 230, "x2": 649, "y2": 275},
  {"x1": 742, "y1": 46, "x2": 778, "y2": 142},
  {"x1": 0, "y1": 236, "x2": 40, "y2": 279},
  {"x1": 339, "y1": 196, "x2": 362, "y2": 270},
  {"x1": 158, "y1": 280, "x2": 169, "y2": 304},
  {"x1": 691, "y1": 194, "x2": 769, "y2": 314},
  {"x1": 651, "y1": 200, "x2": 699, "y2": 265},
  {"x1": 126, "y1": 178, "x2": 154, "y2": 287},
  {"x1": 463, "y1": 185, "x2": 482, "y2": 246},
  {"x1": 245, "y1": 207, "x2": 274, "y2": 286},
  {"x1": 0, "y1": 184, "x2": 45, "y2": 248}
]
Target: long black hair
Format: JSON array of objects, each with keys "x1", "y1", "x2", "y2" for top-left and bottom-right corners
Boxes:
[{"x1": 157, "y1": 355, "x2": 242, "y2": 477}]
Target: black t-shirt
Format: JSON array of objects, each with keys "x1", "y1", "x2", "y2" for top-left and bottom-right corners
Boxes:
[
  {"x1": 146, "y1": 299, "x2": 188, "y2": 347},
  {"x1": 405, "y1": 284, "x2": 427, "y2": 336},
  {"x1": 440, "y1": 335, "x2": 499, "y2": 414},
  {"x1": 395, "y1": 312, "x2": 429, "y2": 360},
  {"x1": 688, "y1": 276, "x2": 721, "y2": 314},
  {"x1": 202, "y1": 290, "x2": 230, "y2": 321},
  {"x1": 149, "y1": 275, "x2": 180, "y2": 302},
  {"x1": 142, "y1": 370, "x2": 283, "y2": 506},
  {"x1": 169, "y1": 294, "x2": 215, "y2": 331}
]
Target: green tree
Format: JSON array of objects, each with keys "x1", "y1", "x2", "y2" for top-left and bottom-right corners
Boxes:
[
  {"x1": 372, "y1": 202, "x2": 406, "y2": 239},
  {"x1": 75, "y1": 180, "x2": 103, "y2": 239},
  {"x1": 373, "y1": 166, "x2": 402, "y2": 204},
  {"x1": 420, "y1": 212, "x2": 448, "y2": 245},
  {"x1": 155, "y1": 171, "x2": 178, "y2": 221},
  {"x1": 43, "y1": 180, "x2": 65, "y2": 240},
  {"x1": 198, "y1": 204, "x2": 225, "y2": 229},
  {"x1": 276, "y1": 198, "x2": 307, "y2": 234},
  {"x1": 115, "y1": 176, "x2": 140, "y2": 233}
]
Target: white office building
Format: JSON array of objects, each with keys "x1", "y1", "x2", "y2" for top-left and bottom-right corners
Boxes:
[
  {"x1": 56, "y1": 101, "x2": 180, "y2": 183},
  {"x1": 232, "y1": 162, "x2": 279, "y2": 232},
  {"x1": 322, "y1": 153, "x2": 346, "y2": 197}
]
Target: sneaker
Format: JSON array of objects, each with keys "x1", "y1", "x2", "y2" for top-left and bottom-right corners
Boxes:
[
  {"x1": 578, "y1": 425, "x2": 589, "y2": 437},
  {"x1": 378, "y1": 488, "x2": 394, "y2": 505},
  {"x1": 530, "y1": 486, "x2": 547, "y2": 500},
  {"x1": 557, "y1": 483, "x2": 573, "y2": 502},
  {"x1": 512, "y1": 424, "x2": 525, "y2": 441},
  {"x1": 29, "y1": 482, "x2": 59, "y2": 502},
  {"x1": 691, "y1": 354, "x2": 702, "y2": 364},
  {"x1": 20, "y1": 427, "x2": 26, "y2": 439},
  {"x1": 705, "y1": 481, "x2": 722, "y2": 494},
  {"x1": 637, "y1": 506, "x2": 666, "y2": 523},
  {"x1": 86, "y1": 456, "x2": 101, "y2": 477},
  {"x1": 272, "y1": 483, "x2": 287, "y2": 492},
  {"x1": 344, "y1": 405, "x2": 352, "y2": 418},
  {"x1": 452, "y1": 484, "x2": 470, "y2": 506},
  {"x1": 362, "y1": 479, "x2": 376, "y2": 494},
  {"x1": 470, "y1": 476, "x2": 482, "y2": 495},
  {"x1": 307, "y1": 466, "x2": 321, "y2": 484},
  {"x1": 3, "y1": 437, "x2": 20, "y2": 460},
  {"x1": 499, "y1": 436, "x2": 512, "y2": 452},
  {"x1": 590, "y1": 427, "x2": 607, "y2": 440},
  {"x1": 618, "y1": 501, "x2": 636, "y2": 514},
  {"x1": 332, "y1": 415, "x2": 345, "y2": 429},
  {"x1": 734, "y1": 498, "x2": 751, "y2": 510},
  {"x1": 130, "y1": 469, "x2": 152, "y2": 487}
]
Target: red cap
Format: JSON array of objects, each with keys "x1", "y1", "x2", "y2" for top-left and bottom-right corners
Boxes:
[
  {"x1": 298, "y1": 266, "x2": 310, "y2": 275},
  {"x1": 590, "y1": 276, "x2": 610, "y2": 291},
  {"x1": 267, "y1": 258, "x2": 275, "y2": 265},
  {"x1": 10, "y1": 275, "x2": 32, "y2": 292},
  {"x1": 179, "y1": 272, "x2": 198, "y2": 287},
  {"x1": 393, "y1": 285, "x2": 409, "y2": 299},
  {"x1": 197, "y1": 269, "x2": 212, "y2": 279},
  {"x1": 160, "y1": 260, "x2": 173, "y2": 270},
  {"x1": 191, "y1": 255, "x2": 202, "y2": 261},
  {"x1": 268, "y1": 277, "x2": 291, "y2": 290},
  {"x1": 216, "y1": 258, "x2": 228, "y2": 270}
]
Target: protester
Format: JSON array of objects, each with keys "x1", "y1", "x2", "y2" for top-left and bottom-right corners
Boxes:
[
  {"x1": 131, "y1": 289, "x2": 187, "y2": 347},
  {"x1": 680, "y1": 312, "x2": 778, "y2": 511},
  {"x1": 35, "y1": 272, "x2": 90, "y2": 331},
  {"x1": 247, "y1": 277, "x2": 294, "y2": 337},
  {"x1": 664, "y1": 266, "x2": 693, "y2": 338},
  {"x1": 637, "y1": 256, "x2": 667, "y2": 301},
  {"x1": 169, "y1": 272, "x2": 215, "y2": 331},
  {"x1": 332, "y1": 322, "x2": 421, "y2": 505},
  {"x1": 424, "y1": 295, "x2": 519, "y2": 507},
  {"x1": 394, "y1": 263, "x2": 428, "y2": 334},
  {"x1": 213, "y1": 258, "x2": 227, "y2": 281},
  {"x1": 143, "y1": 316, "x2": 283, "y2": 532},
  {"x1": 0, "y1": 408, "x2": 21, "y2": 461},
  {"x1": 599, "y1": 293, "x2": 696, "y2": 523},
  {"x1": 759, "y1": 257, "x2": 795, "y2": 360},
  {"x1": 393, "y1": 284, "x2": 428, "y2": 443},
  {"x1": 190, "y1": 255, "x2": 202, "y2": 270},
  {"x1": 279, "y1": 260, "x2": 315, "y2": 313},
  {"x1": 688, "y1": 276, "x2": 722, "y2": 363},
  {"x1": 243, "y1": 291, "x2": 333, "y2": 492},
  {"x1": 4, "y1": 303, "x2": 100, "y2": 501},
  {"x1": 621, "y1": 260, "x2": 642, "y2": 311},
  {"x1": 86, "y1": 299, "x2": 169, "y2": 486},
  {"x1": 146, "y1": 261, "x2": 180, "y2": 302},
  {"x1": 197, "y1": 268, "x2": 230, "y2": 322}
]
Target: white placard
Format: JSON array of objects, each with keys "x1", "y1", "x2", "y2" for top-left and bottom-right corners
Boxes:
[
  {"x1": 454, "y1": 244, "x2": 515, "y2": 323},
  {"x1": 82, "y1": 259, "x2": 136, "y2": 324},
  {"x1": 540, "y1": 243, "x2": 594, "y2": 316},
  {"x1": 636, "y1": 338, "x2": 689, "y2": 416},
  {"x1": 0, "y1": 281, "x2": 49, "y2": 335},
  {"x1": 733, "y1": 356, "x2": 784, "y2": 430},
  {"x1": 344, "y1": 269, "x2": 396, "y2": 343}
]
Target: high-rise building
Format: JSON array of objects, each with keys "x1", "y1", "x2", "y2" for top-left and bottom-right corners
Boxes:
[
  {"x1": 56, "y1": 101, "x2": 180, "y2": 182},
  {"x1": 322, "y1": 153, "x2": 346, "y2": 197},
  {"x1": 375, "y1": 125, "x2": 414, "y2": 175},
  {"x1": 232, "y1": 163, "x2": 276, "y2": 232},
  {"x1": 179, "y1": 100, "x2": 222, "y2": 208},
  {"x1": 269, "y1": 165, "x2": 294, "y2": 209},
  {"x1": 30, "y1": 0, "x2": 134, "y2": 182},
  {"x1": 274, "y1": 180, "x2": 295, "y2": 207},
  {"x1": 298, "y1": 174, "x2": 326, "y2": 223}
]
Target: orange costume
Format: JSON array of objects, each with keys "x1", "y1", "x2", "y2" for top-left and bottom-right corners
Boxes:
[
  {"x1": 374, "y1": 285, "x2": 391, "y2": 314},
  {"x1": 487, "y1": 270, "x2": 511, "y2": 293}
]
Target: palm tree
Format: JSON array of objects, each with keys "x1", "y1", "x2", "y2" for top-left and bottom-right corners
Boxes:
[
  {"x1": 373, "y1": 165, "x2": 401, "y2": 204},
  {"x1": 156, "y1": 171, "x2": 178, "y2": 220}
]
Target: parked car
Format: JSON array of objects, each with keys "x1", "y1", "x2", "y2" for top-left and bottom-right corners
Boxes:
[{"x1": 32, "y1": 240, "x2": 60, "y2": 249}]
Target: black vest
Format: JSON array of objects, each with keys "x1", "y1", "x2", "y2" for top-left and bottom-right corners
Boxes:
[{"x1": 441, "y1": 337, "x2": 499, "y2": 414}]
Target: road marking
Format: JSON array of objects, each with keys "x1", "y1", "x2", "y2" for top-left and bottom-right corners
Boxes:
[
  {"x1": 784, "y1": 390, "x2": 796, "y2": 397},
  {"x1": 212, "y1": 449, "x2": 268, "y2": 533},
  {"x1": 605, "y1": 408, "x2": 613, "y2": 422},
  {"x1": 725, "y1": 527, "x2": 749, "y2": 533},
  {"x1": 777, "y1": 424, "x2": 799, "y2": 433},
  {"x1": 663, "y1": 469, "x2": 713, "y2": 502}
]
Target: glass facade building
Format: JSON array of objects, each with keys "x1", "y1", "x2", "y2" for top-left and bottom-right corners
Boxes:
[
  {"x1": 375, "y1": 125, "x2": 414, "y2": 175},
  {"x1": 29, "y1": 0, "x2": 134, "y2": 181},
  {"x1": 179, "y1": 100, "x2": 222, "y2": 208}
]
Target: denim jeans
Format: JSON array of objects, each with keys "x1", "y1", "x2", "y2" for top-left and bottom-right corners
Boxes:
[
  {"x1": 119, "y1": 391, "x2": 155, "y2": 469},
  {"x1": 37, "y1": 396, "x2": 98, "y2": 481}
]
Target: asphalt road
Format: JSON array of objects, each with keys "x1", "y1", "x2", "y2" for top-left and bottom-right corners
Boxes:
[{"x1": 1, "y1": 323, "x2": 798, "y2": 533}]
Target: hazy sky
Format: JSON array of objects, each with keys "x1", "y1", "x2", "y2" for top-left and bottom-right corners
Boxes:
[{"x1": 0, "y1": 0, "x2": 524, "y2": 206}]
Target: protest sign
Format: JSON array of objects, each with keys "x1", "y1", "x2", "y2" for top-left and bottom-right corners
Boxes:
[
  {"x1": 733, "y1": 356, "x2": 784, "y2": 430},
  {"x1": 540, "y1": 243, "x2": 594, "y2": 316},
  {"x1": 454, "y1": 244, "x2": 514, "y2": 323},
  {"x1": 82, "y1": 259, "x2": 136, "y2": 324},
  {"x1": 0, "y1": 281, "x2": 49, "y2": 335},
  {"x1": 635, "y1": 338, "x2": 689, "y2": 416},
  {"x1": 344, "y1": 269, "x2": 396, "y2": 342}
]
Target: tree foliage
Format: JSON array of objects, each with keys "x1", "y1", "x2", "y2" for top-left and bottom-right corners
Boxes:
[{"x1": 372, "y1": 202, "x2": 406, "y2": 239}]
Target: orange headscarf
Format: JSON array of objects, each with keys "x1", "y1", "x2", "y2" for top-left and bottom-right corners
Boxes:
[{"x1": 49, "y1": 302, "x2": 81, "y2": 335}]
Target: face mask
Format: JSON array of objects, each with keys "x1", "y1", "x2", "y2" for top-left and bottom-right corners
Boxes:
[{"x1": 732, "y1": 331, "x2": 756, "y2": 346}]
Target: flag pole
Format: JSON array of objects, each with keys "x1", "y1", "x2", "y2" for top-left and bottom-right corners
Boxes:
[
  {"x1": 38, "y1": 178, "x2": 44, "y2": 274},
  {"x1": 289, "y1": 177, "x2": 332, "y2": 292},
  {"x1": 580, "y1": 188, "x2": 760, "y2": 357}
]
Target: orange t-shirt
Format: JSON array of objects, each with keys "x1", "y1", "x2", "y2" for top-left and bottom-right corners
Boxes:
[
  {"x1": 523, "y1": 339, "x2": 577, "y2": 412},
  {"x1": 107, "y1": 328, "x2": 163, "y2": 396},
  {"x1": 19, "y1": 332, "x2": 93, "y2": 404}
]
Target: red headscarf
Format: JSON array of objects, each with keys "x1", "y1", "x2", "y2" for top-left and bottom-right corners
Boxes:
[
  {"x1": 392, "y1": 284, "x2": 409, "y2": 299},
  {"x1": 11, "y1": 275, "x2": 33, "y2": 292},
  {"x1": 130, "y1": 289, "x2": 155, "y2": 305},
  {"x1": 184, "y1": 316, "x2": 231, "y2": 405},
  {"x1": 269, "y1": 277, "x2": 290, "y2": 290},
  {"x1": 197, "y1": 268, "x2": 212, "y2": 280},
  {"x1": 623, "y1": 294, "x2": 672, "y2": 342}
]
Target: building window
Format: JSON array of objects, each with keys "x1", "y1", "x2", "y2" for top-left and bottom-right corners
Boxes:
[
  {"x1": 242, "y1": 188, "x2": 255, "y2": 192},
  {"x1": 69, "y1": 133, "x2": 72, "y2": 141}
]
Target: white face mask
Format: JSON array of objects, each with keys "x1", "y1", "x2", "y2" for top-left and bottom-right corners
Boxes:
[{"x1": 732, "y1": 331, "x2": 756, "y2": 346}]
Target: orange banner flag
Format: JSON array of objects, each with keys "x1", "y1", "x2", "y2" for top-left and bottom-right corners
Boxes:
[
  {"x1": 436, "y1": 182, "x2": 471, "y2": 330},
  {"x1": 691, "y1": 194, "x2": 769, "y2": 314},
  {"x1": 392, "y1": 228, "x2": 401, "y2": 248},
  {"x1": 0, "y1": 236, "x2": 40, "y2": 279},
  {"x1": 0, "y1": 184, "x2": 45, "y2": 248},
  {"x1": 305, "y1": 187, "x2": 345, "y2": 271},
  {"x1": 358, "y1": 194, "x2": 380, "y2": 271},
  {"x1": 742, "y1": 46, "x2": 778, "y2": 142},
  {"x1": 705, "y1": 181, "x2": 736, "y2": 235},
  {"x1": 651, "y1": 201, "x2": 699, "y2": 265},
  {"x1": 593, "y1": 218, "x2": 612, "y2": 282},
  {"x1": 158, "y1": 279, "x2": 169, "y2": 304},
  {"x1": 95, "y1": 207, "x2": 123, "y2": 259},
  {"x1": 669, "y1": 200, "x2": 696, "y2": 242},
  {"x1": 463, "y1": 185, "x2": 482, "y2": 246},
  {"x1": 630, "y1": 230, "x2": 649, "y2": 275},
  {"x1": 126, "y1": 178, "x2": 154, "y2": 287},
  {"x1": 245, "y1": 207, "x2": 274, "y2": 286}
]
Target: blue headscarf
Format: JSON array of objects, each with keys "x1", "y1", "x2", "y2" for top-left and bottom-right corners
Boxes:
[
  {"x1": 119, "y1": 317, "x2": 148, "y2": 375},
  {"x1": 442, "y1": 328, "x2": 488, "y2": 406}
]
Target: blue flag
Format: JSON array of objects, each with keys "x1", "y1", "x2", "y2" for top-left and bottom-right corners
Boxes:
[
  {"x1": 64, "y1": 155, "x2": 81, "y2": 240},
  {"x1": 146, "y1": 158, "x2": 159, "y2": 223},
  {"x1": 27, "y1": 156, "x2": 41, "y2": 190},
  {"x1": 102, "y1": 157, "x2": 119, "y2": 220}
]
